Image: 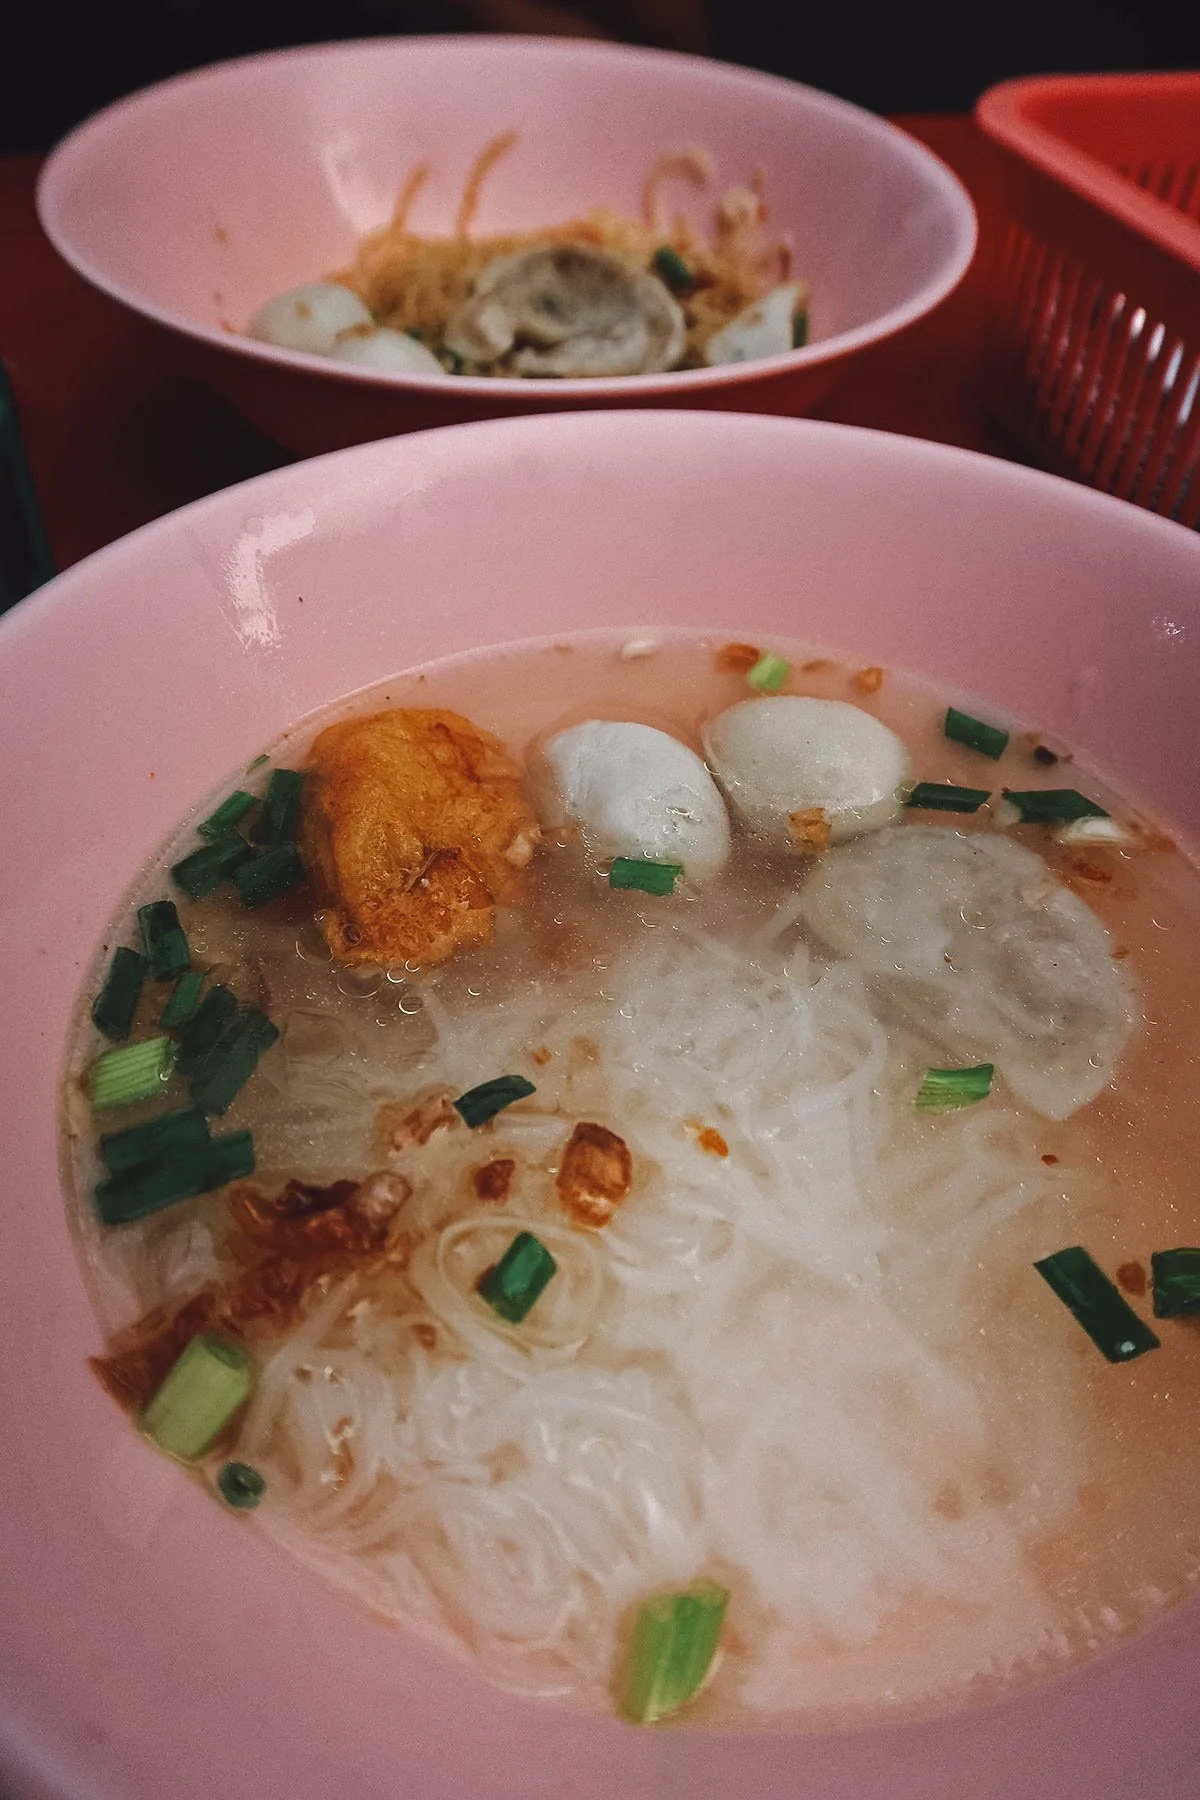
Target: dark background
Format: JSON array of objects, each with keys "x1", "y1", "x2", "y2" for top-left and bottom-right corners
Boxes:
[{"x1": 3, "y1": 0, "x2": 1200, "y2": 154}]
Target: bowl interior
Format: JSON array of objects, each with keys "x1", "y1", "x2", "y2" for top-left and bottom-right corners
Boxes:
[
  {"x1": 38, "y1": 38, "x2": 974, "y2": 374},
  {"x1": 2, "y1": 412, "x2": 1199, "y2": 1800}
]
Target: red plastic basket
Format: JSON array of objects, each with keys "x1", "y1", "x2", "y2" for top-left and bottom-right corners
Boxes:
[{"x1": 975, "y1": 72, "x2": 1200, "y2": 527}]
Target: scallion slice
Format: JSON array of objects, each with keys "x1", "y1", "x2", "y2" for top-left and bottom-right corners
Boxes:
[
  {"x1": 652, "y1": 246, "x2": 694, "y2": 292},
  {"x1": 609, "y1": 857, "x2": 683, "y2": 896},
  {"x1": 747, "y1": 651, "x2": 790, "y2": 694},
  {"x1": 185, "y1": 1008, "x2": 279, "y2": 1116},
  {"x1": 198, "y1": 790, "x2": 257, "y2": 840},
  {"x1": 171, "y1": 836, "x2": 251, "y2": 901},
  {"x1": 1034, "y1": 1246, "x2": 1160, "y2": 1362},
  {"x1": 176, "y1": 985, "x2": 239, "y2": 1069},
  {"x1": 137, "y1": 900, "x2": 190, "y2": 981},
  {"x1": 477, "y1": 1230, "x2": 557, "y2": 1323},
  {"x1": 90, "y1": 946, "x2": 147, "y2": 1042},
  {"x1": 218, "y1": 1461, "x2": 266, "y2": 1509},
  {"x1": 1003, "y1": 788, "x2": 1108, "y2": 824},
  {"x1": 89, "y1": 1035, "x2": 174, "y2": 1111},
  {"x1": 905, "y1": 782, "x2": 990, "y2": 813},
  {"x1": 916, "y1": 1064, "x2": 993, "y2": 1110},
  {"x1": 95, "y1": 1128, "x2": 254, "y2": 1225},
  {"x1": 944, "y1": 706, "x2": 1009, "y2": 760},
  {"x1": 160, "y1": 969, "x2": 207, "y2": 1030},
  {"x1": 257, "y1": 769, "x2": 304, "y2": 845},
  {"x1": 1150, "y1": 1248, "x2": 1200, "y2": 1318},
  {"x1": 235, "y1": 842, "x2": 305, "y2": 910},
  {"x1": 141, "y1": 1333, "x2": 255, "y2": 1460},
  {"x1": 620, "y1": 1579, "x2": 730, "y2": 1724},
  {"x1": 453, "y1": 1074, "x2": 536, "y2": 1129},
  {"x1": 791, "y1": 311, "x2": 809, "y2": 349},
  {"x1": 100, "y1": 1105, "x2": 211, "y2": 1176}
]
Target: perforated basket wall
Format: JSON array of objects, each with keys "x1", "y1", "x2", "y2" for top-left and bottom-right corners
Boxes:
[{"x1": 976, "y1": 73, "x2": 1200, "y2": 527}]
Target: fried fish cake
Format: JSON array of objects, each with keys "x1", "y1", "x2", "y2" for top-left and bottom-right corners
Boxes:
[{"x1": 301, "y1": 708, "x2": 539, "y2": 967}]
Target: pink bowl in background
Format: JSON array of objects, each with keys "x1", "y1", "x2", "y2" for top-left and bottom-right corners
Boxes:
[
  {"x1": 2, "y1": 410, "x2": 1199, "y2": 1800},
  {"x1": 35, "y1": 37, "x2": 977, "y2": 456}
]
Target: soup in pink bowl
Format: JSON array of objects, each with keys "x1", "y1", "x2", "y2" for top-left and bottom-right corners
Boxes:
[{"x1": 1, "y1": 411, "x2": 1199, "y2": 1800}]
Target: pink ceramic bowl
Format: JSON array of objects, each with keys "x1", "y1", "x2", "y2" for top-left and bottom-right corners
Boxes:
[
  {"x1": 36, "y1": 37, "x2": 976, "y2": 455},
  {"x1": 2, "y1": 411, "x2": 1199, "y2": 1800}
]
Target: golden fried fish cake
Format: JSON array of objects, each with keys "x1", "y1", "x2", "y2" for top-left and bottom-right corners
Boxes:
[{"x1": 301, "y1": 708, "x2": 539, "y2": 967}]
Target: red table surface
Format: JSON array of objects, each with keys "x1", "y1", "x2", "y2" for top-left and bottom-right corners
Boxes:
[{"x1": 0, "y1": 114, "x2": 1017, "y2": 573}]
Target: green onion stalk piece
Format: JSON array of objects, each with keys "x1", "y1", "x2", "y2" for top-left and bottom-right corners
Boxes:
[
  {"x1": 141, "y1": 1333, "x2": 255, "y2": 1460},
  {"x1": 100, "y1": 1105, "x2": 211, "y2": 1176},
  {"x1": 791, "y1": 311, "x2": 809, "y2": 349},
  {"x1": 176, "y1": 985, "x2": 239, "y2": 1067},
  {"x1": 905, "y1": 782, "x2": 990, "y2": 813},
  {"x1": 1002, "y1": 789, "x2": 1108, "y2": 824},
  {"x1": 1034, "y1": 1246, "x2": 1160, "y2": 1363},
  {"x1": 652, "y1": 245, "x2": 695, "y2": 292},
  {"x1": 944, "y1": 706, "x2": 1009, "y2": 760},
  {"x1": 137, "y1": 900, "x2": 190, "y2": 980},
  {"x1": 91, "y1": 946, "x2": 147, "y2": 1042},
  {"x1": 171, "y1": 836, "x2": 252, "y2": 901},
  {"x1": 198, "y1": 790, "x2": 257, "y2": 840},
  {"x1": 185, "y1": 1008, "x2": 280, "y2": 1117},
  {"x1": 95, "y1": 1128, "x2": 254, "y2": 1225},
  {"x1": 609, "y1": 857, "x2": 683, "y2": 897},
  {"x1": 236, "y1": 842, "x2": 305, "y2": 909},
  {"x1": 477, "y1": 1230, "x2": 557, "y2": 1324},
  {"x1": 1150, "y1": 1248, "x2": 1200, "y2": 1319},
  {"x1": 257, "y1": 768, "x2": 305, "y2": 845},
  {"x1": 620, "y1": 1579, "x2": 730, "y2": 1723},
  {"x1": 915, "y1": 1064, "x2": 994, "y2": 1111},
  {"x1": 217, "y1": 1461, "x2": 267, "y2": 1509},
  {"x1": 160, "y1": 969, "x2": 207, "y2": 1030},
  {"x1": 454, "y1": 1074, "x2": 536, "y2": 1128},
  {"x1": 747, "y1": 651, "x2": 790, "y2": 694},
  {"x1": 89, "y1": 1035, "x2": 175, "y2": 1111}
]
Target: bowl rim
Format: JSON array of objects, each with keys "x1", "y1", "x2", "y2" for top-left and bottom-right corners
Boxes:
[{"x1": 35, "y1": 33, "x2": 979, "y2": 402}]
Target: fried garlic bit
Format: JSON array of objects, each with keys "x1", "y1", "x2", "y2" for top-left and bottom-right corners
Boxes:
[
  {"x1": 556, "y1": 1121, "x2": 633, "y2": 1228},
  {"x1": 787, "y1": 806, "x2": 831, "y2": 854},
  {"x1": 301, "y1": 708, "x2": 540, "y2": 968}
]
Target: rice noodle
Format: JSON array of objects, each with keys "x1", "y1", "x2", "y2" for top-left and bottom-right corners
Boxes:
[{"x1": 239, "y1": 916, "x2": 1084, "y2": 1714}]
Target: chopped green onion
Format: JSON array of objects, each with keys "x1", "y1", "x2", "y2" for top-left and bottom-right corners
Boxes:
[
  {"x1": 747, "y1": 651, "x2": 790, "y2": 694},
  {"x1": 235, "y1": 842, "x2": 305, "y2": 909},
  {"x1": 944, "y1": 706, "x2": 1009, "y2": 760},
  {"x1": 916, "y1": 1064, "x2": 994, "y2": 1110},
  {"x1": 160, "y1": 969, "x2": 207, "y2": 1029},
  {"x1": 198, "y1": 790, "x2": 257, "y2": 840},
  {"x1": 905, "y1": 782, "x2": 991, "y2": 813},
  {"x1": 257, "y1": 769, "x2": 305, "y2": 845},
  {"x1": 95, "y1": 1129, "x2": 254, "y2": 1225},
  {"x1": 89, "y1": 1035, "x2": 175, "y2": 1111},
  {"x1": 137, "y1": 900, "x2": 190, "y2": 981},
  {"x1": 171, "y1": 836, "x2": 251, "y2": 901},
  {"x1": 90, "y1": 946, "x2": 147, "y2": 1042},
  {"x1": 477, "y1": 1230, "x2": 557, "y2": 1323},
  {"x1": 620, "y1": 1579, "x2": 730, "y2": 1724},
  {"x1": 609, "y1": 857, "x2": 683, "y2": 896},
  {"x1": 1034, "y1": 1246, "x2": 1160, "y2": 1363},
  {"x1": 185, "y1": 1008, "x2": 279, "y2": 1116},
  {"x1": 652, "y1": 245, "x2": 695, "y2": 292},
  {"x1": 1003, "y1": 789, "x2": 1108, "y2": 824},
  {"x1": 217, "y1": 1461, "x2": 266, "y2": 1509},
  {"x1": 454, "y1": 1074, "x2": 536, "y2": 1128},
  {"x1": 140, "y1": 1333, "x2": 255, "y2": 1460},
  {"x1": 176, "y1": 985, "x2": 239, "y2": 1068},
  {"x1": 100, "y1": 1105, "x2": 211, "y2": 1176},
  {"x1": 791, "y1": 311, "x2": 809, "y2": 349},
  {"x1": 1150, "y1": 1248, "x2": 1200, "y2": 1318}
]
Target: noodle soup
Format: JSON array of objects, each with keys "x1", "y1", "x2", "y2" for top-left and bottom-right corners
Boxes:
[{"x1": 61, "y1": 631, "x2": 1200, "y2": 1728}]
